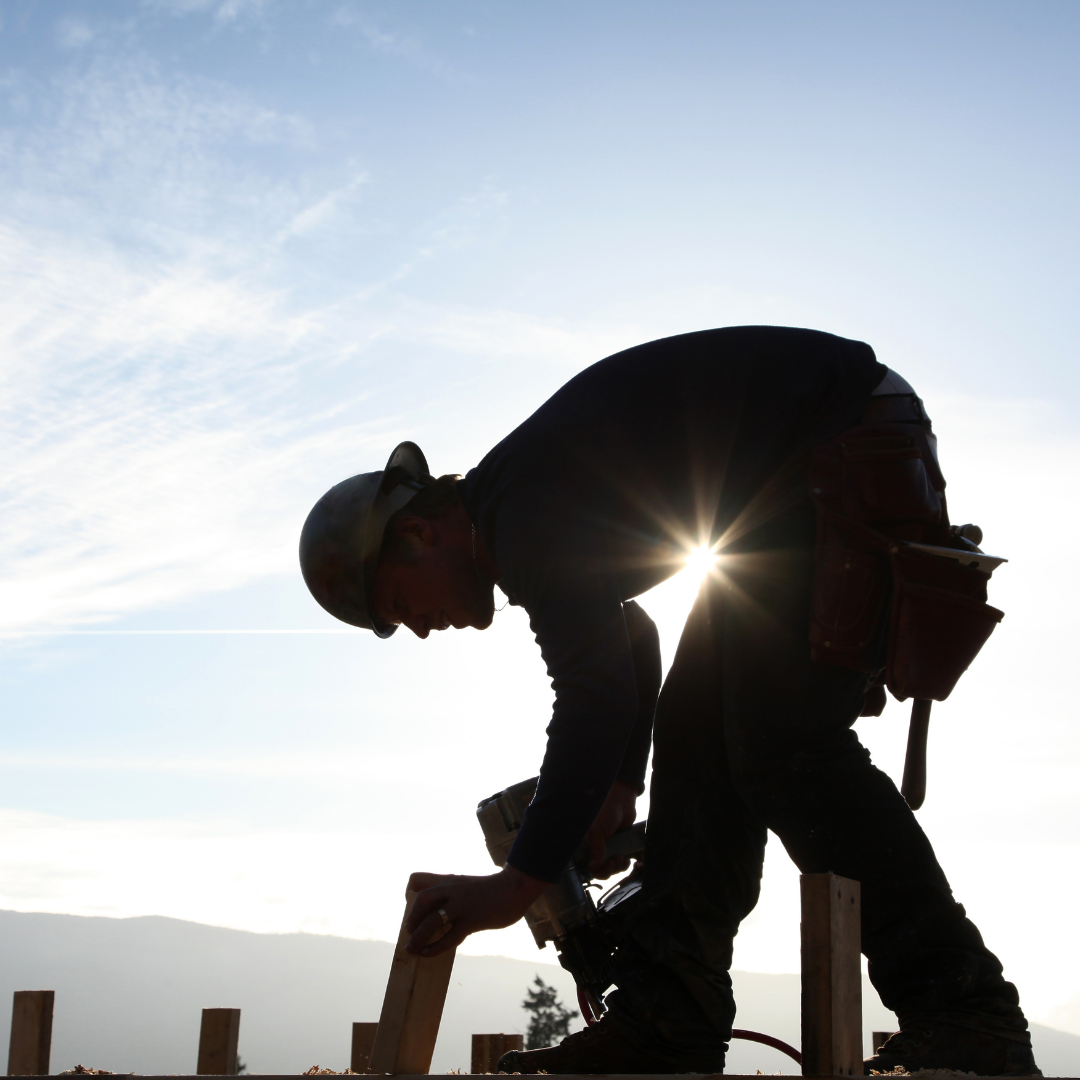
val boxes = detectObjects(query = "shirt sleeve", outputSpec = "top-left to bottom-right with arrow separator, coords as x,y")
497,490 -> 644,883
617,599 -> 661,794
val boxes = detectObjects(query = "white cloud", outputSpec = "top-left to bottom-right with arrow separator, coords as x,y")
55,18 -> 95,49
0,52 -> 312,260
0,46 -> 648,636
142,0 -> 271,24
0,217 -> 403,632
276,172 -> 370,242
0,203 -> 653,634
330,10 -> 453,79
377,296 -> 647,366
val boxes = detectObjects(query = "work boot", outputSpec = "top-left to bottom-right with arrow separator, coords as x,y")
865,1019 -> 1041,1076
496,1014 -> 724,1075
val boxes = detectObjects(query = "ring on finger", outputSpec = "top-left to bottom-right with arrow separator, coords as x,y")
437,907 -> 452,928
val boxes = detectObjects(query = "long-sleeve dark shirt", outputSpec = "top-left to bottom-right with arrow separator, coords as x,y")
456,326 -> 886,882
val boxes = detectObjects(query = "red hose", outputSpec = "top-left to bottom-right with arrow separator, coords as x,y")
575,995 -> 800,1063
577,988 -> 599,1026
731,1028 -> 802,1065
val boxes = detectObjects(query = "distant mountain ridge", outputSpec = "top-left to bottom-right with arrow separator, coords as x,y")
0,910 -> 1075,1075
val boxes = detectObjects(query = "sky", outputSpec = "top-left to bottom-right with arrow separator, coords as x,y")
1,0 -> 1079,1039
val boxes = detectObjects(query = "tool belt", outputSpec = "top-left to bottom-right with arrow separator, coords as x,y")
808,409 -> 1003,703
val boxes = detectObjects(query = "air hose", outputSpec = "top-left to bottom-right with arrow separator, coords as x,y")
577,990 -> 802,1065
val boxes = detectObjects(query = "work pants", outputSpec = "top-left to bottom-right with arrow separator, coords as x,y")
606,496 -> 1029,1068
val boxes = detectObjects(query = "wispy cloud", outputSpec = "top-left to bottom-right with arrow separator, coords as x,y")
55,17 -> 95,49
330,8 -> 455,79
0,51 -> 645,636
0,211 -> 404,632
142,0 -> 271,25
0,747 -> 443,782
276,171 -> 370,242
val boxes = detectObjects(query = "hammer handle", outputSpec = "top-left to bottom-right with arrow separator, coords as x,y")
901,698 -> 932,810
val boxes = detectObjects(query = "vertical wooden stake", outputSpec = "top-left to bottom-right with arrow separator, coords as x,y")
471,1033 -> 524,1073
196,1008 -> 241,1075
7,991 -> 54,1076
350,1022 -> 379,1074
801,873 -> 862,1077
369,890 -> 457,1074
871,1030 -> 894,1055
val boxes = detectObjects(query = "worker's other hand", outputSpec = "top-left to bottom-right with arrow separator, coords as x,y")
586,779 -> 638,879
404,865 -> 547,958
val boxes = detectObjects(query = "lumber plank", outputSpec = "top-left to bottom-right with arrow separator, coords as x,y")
871,1029 -> 893,1055
196,1008 -> 241,1076
368,890 -> 457,1075
800,873 -> 861,1077
7,991 -> 54,1076
2,1067 -> 1054,1075
0,1073 -> 1055,1078
470,1033 -> 524,1073
351,1022 -> 379,1074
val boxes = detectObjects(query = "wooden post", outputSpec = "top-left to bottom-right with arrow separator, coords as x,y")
871,1030 -> 893,1054
369,890 -> 457,1074
196,1008 -> 241,1075
800,873 -> 862,1077
471,1034 -> 524,1073
7,992 -> 54,1076
350,1022 -> 379,1074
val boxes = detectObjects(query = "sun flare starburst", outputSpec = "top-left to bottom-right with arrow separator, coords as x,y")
685,544 -> 720,583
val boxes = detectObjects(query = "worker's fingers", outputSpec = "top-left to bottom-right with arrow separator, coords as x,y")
416,919 -> 471,958
406,907 -> 450,953
406,871 -> 450,896
590,854 -> 631,880
405,882 -> 453,933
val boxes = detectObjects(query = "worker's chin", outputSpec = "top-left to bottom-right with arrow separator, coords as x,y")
455,577 -> 495,630
468,590 -> 496,630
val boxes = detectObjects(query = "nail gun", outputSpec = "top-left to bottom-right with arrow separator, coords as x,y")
476,775 -> 645,1022
476,776 -> 805,1065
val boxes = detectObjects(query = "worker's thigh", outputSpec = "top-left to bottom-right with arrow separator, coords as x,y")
717,497 -> 873,817
715,498 -> 958,942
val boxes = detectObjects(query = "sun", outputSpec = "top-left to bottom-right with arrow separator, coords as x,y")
685,544 -> 719,583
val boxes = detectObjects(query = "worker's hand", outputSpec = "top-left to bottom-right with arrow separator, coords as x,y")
404,865 -> 548,958
586,779 -> 638,879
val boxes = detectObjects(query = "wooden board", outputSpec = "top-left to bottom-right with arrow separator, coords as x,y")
871,1029 -> 894,1055
800,873 -> 861,1077
7,991 -> 54,1077
470,1033 -> 524,1073
0,1073 -> 1055,1079
368,891 -> 457,1075
196,1008 -> 241,1076
351,1022 -> 379,1074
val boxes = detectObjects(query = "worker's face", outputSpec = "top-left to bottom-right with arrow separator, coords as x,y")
372,517 -> 495,639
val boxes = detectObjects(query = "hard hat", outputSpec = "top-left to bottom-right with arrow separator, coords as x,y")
299,441 -> 431,637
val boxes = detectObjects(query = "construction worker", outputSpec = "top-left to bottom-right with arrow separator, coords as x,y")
299,327 -> 1037,1076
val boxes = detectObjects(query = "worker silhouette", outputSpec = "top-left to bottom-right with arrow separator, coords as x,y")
300,327 -> 1036,1076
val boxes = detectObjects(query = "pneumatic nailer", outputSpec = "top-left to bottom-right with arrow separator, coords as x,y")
476,776 -> 645,1022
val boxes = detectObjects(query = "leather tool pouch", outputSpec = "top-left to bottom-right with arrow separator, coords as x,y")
886,548 -> 1003,701
809,423 -> 1003,701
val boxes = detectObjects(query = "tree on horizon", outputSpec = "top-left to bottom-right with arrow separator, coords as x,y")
522,975 -> 574,1050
